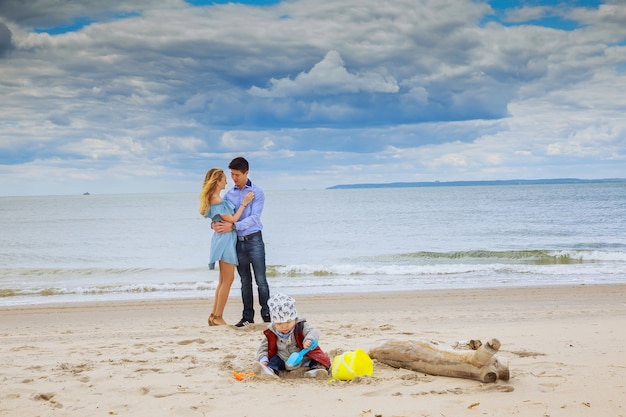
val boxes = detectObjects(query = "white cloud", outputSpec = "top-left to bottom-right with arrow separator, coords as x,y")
0,0 -> 625,195
248,50 -> 399,98
502,6 -> 558,23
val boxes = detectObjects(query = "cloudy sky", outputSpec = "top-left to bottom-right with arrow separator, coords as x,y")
1,0 -> 625,195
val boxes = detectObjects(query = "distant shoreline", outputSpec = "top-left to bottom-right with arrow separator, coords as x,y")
327,178 -> 626,189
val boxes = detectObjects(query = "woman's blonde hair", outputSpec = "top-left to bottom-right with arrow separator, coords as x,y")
199,168 -> 224,215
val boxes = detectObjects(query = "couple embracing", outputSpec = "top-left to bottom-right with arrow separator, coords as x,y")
199,157 -> 270,328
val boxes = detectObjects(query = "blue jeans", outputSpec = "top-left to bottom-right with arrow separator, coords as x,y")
267,355 -> 285,375
236,234 -> 270,321
268,356 -> 317,374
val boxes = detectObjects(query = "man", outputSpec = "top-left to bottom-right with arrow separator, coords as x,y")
213,157 -> 270,327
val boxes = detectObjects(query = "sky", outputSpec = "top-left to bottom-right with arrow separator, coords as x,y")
1,0 -> 625,195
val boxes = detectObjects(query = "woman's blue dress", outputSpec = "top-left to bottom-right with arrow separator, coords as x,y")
205,200 -> 238,269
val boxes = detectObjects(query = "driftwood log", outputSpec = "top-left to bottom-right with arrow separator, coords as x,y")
369,338 -> 509,383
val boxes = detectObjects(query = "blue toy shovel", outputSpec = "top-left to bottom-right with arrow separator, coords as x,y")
286,340 -> 318,367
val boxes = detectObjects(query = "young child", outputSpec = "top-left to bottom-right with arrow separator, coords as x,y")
257,293 -> 331,378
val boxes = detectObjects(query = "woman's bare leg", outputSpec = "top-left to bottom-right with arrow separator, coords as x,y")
212,261 -> 235,325
208,276 -> 223,325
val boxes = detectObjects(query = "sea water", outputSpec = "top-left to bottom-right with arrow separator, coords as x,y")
1,183 -> 625,306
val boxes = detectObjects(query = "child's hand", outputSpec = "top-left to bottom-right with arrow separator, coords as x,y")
260,360 -> 269,366
303,340 -> 312,348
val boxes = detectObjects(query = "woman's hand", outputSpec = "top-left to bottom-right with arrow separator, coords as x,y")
242,191 -> 255,206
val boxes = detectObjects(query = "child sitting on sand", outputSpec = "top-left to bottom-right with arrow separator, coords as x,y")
257,293 -> 331,378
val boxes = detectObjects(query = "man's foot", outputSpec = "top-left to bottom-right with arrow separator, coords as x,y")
262,315 -> 271,323
234,318 -> 254,328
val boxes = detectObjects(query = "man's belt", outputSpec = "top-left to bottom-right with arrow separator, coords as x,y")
237,231 -> 262,241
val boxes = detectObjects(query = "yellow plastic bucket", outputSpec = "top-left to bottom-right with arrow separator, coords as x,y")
331,348 -> 373,380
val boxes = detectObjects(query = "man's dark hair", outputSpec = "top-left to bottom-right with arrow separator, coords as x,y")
229,157 -> 249,173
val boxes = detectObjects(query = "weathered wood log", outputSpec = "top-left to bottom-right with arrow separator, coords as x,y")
369,338 -> 509,383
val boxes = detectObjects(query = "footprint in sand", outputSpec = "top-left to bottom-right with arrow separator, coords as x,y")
177,338 -> 206,345
57,362 -> 93,375
510,349 -> 546,358
11,345 -> 39,352
32,392 -> 63,409
135,367 -> 163,373
482,384 -> 515,393
411,384 -> 514,397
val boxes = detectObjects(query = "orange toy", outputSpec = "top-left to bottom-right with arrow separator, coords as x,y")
232,371 -> 255,381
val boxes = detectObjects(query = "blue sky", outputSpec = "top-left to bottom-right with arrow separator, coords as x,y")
0,0 -> 625,195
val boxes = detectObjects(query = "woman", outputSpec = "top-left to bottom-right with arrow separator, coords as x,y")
199,168 -> 254,326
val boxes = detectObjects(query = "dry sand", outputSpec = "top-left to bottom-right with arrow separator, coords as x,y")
1,284 -> 625,417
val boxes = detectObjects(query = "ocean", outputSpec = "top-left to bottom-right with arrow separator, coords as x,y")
1,182 -> 625,306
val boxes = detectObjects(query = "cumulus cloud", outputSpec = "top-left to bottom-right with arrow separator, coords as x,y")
0,0 -> 625,195
248,50 -> 399,98
0,22 -> 13,56
501,5 -> 564,24
0,0 -> 171,28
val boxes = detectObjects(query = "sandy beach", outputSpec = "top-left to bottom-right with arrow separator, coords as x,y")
1,284 -> 625,417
